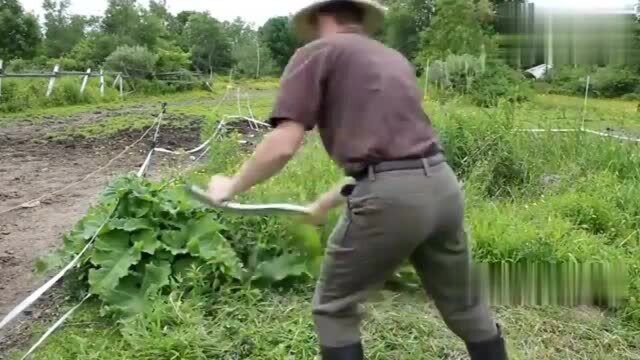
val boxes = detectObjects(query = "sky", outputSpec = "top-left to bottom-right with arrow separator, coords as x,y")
19,0 -> 639,27
19,0 -> 310,27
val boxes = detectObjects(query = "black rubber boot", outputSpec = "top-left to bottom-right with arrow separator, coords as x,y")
465,326 -> 508,360
320,342 -> 364,360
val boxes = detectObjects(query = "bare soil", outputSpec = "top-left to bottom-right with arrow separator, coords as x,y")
0,107 -> 204,354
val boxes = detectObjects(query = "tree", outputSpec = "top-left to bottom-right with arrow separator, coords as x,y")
418,0 -> 495,62
42,0 -> 89,58
170,10 -> 197,51
68,33 -> 119,68
183,13 -> 233,72
233,39 -> 278,77
149,0 -> 171,24
105,45 -> 158,77
223,17 -> 262,77
383,0 -> 434,62
260,16 -> 298,73
101,0 -> 165,50
0,0 -> 41,60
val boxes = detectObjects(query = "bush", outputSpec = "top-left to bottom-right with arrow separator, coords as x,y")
590,67 -> 639,98
0,77 -> 119,112
426,56 -> 532,107
106,45 -> 158,78
427,54 -> 483,91
468,63 -> 533,107
156,46 -> 192,72
620,93 -> 640,101
544,65 -> 640,98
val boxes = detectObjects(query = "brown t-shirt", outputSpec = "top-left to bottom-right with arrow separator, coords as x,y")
270,29 -> 438,174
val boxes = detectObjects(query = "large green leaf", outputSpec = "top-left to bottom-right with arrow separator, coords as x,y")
102,260 -> 171,315
158,187 -> 195,215
186,217 -> 244,280
77,211 -> 111,240
109,218 -> 154,232
89,230 -> 142,296
131,229 -> 159,254
253,254 -> 308,282
161,229 -> 189,255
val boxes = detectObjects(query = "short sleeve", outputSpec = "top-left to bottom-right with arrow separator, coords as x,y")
269,40 -> 332,131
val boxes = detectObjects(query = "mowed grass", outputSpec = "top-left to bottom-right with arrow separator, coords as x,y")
424,94 -> 640,133
9,290 -> 639,360
6,88 -> 640,359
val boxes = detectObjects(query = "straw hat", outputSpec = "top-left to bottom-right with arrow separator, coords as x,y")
292,0 -> 386,41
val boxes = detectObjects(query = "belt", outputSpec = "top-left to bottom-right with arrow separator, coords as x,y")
348,153 -> 447,180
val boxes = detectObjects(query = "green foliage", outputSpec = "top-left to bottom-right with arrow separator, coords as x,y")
223,17 -> 279,77
0,77 -> 119,113
544,66 -> 640,99
383,0 -> 434,62
183,13 -> 233,73
418,0 -> 495,62
427,57 -> 532,107
590,67 -> 639,98
155,45 -> 191,72
0,0 -> 41,60
42,0 -> 88,58
68,34 -> 120,69
260,16 -> 298,73
105,45 -> 159,77
467,63 -> 533,107
427,54 -> 483,90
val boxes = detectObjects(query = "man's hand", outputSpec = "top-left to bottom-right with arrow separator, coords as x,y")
302,178 -> 355,226
207,175 -> 236,203
304,201 -> 331,226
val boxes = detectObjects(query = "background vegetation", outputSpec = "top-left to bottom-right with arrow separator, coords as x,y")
2,0 -> 639,113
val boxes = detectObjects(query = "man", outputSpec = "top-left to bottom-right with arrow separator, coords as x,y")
207,1 -> 508,359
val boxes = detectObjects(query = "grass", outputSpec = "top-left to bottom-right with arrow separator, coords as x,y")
5,86 -> 640,359
423,93 -> 640,133
10,290 -> 639,360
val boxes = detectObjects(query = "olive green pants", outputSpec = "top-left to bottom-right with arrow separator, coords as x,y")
312,162 -> 498,348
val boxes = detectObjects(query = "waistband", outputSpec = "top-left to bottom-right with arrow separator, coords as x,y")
348,153 -> 447,180
346,143 -> 445,179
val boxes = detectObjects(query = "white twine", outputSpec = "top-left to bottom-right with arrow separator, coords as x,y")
517,127 -> 640,142
0,216 -> 110,330
20,294 -> 91,360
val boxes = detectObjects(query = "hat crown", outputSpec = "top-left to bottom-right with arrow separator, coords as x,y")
292,0 -> 387,41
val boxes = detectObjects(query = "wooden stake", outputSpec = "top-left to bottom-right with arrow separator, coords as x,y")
424,59 -> 430,97
465,60 -> 470,92
0,59 -> 3,97
581,75 -> 591,130
99,69 -> 105,97
119,75 -> 124,98
80,68 -> 91,95
256,36 -> 261,79
112,73 -> 121,88
46,64 -> 60,97
444,62 -> 450,88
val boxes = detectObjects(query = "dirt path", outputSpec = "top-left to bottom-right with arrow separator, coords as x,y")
0,106 -> 205,352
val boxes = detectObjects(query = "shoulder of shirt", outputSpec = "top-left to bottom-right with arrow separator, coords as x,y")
295,38 -> 334,57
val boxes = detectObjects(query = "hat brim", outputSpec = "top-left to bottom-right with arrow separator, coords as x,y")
292,0 -> 386,41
